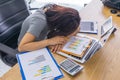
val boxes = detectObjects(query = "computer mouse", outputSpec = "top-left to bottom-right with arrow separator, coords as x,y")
117,14 -> 120,17
110,9 -> 117,14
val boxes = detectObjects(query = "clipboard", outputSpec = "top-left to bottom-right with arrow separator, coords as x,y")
16,48 -> 63,80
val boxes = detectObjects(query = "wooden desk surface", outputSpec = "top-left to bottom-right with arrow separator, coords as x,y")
1,0 -> 120,80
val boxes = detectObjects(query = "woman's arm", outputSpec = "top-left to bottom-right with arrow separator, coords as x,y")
49,44 -> 64,53
18,33 -> 66,52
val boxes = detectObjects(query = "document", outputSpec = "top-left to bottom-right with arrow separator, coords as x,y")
17,48 -> 63,80
61,36 -> 92,58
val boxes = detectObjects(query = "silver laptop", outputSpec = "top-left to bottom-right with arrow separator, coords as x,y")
100,16 -> 114,45
57,16 -> 115,63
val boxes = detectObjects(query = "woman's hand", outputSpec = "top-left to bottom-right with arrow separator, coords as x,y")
49,44 -> 64,53
48,36 -> 68,53
48,36 -> 67,46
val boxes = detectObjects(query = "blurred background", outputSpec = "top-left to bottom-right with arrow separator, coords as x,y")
26,0 -> 92,13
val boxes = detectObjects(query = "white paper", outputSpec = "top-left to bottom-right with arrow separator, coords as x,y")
62,36 -> 91,55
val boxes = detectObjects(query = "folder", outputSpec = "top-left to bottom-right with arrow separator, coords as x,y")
16,48 -> 63,80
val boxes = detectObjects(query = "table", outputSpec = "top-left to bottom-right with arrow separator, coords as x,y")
1,0 -> 120,80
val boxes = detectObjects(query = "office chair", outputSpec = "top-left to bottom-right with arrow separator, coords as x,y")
0,0 -> 30,67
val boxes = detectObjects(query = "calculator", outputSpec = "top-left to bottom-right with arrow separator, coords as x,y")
59,58 -> 84,76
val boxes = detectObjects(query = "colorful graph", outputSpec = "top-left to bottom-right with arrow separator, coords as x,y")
67,38 -> 84,50
34,65 -> 51,77
28,55 -> 45,65
62,36 -> 91,56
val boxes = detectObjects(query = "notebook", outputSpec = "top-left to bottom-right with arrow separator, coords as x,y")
57,16 -> 115,63
16,48 -> 63,80
79,21 -> 98,34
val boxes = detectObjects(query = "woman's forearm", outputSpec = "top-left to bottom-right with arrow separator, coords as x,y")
18,35 -> 66,52
18,39 -> 50,52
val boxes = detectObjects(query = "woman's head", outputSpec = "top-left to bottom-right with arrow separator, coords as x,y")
45,4 -> 81,38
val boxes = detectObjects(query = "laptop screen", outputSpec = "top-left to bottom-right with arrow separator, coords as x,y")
101,16 -> 113,37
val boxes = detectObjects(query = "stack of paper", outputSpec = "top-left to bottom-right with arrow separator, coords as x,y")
61,36 -> 92,58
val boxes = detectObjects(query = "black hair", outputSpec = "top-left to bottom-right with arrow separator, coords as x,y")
45,4 -> 81,38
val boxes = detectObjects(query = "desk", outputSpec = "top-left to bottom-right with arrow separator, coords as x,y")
1,0 -> 120,80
